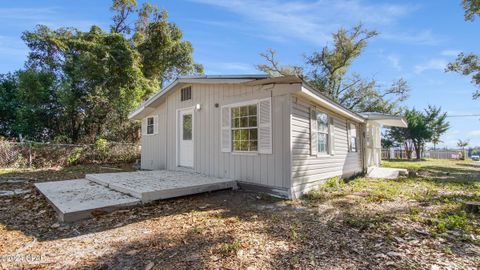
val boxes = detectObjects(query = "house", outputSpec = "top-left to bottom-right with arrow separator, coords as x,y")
128,75 -> 407,199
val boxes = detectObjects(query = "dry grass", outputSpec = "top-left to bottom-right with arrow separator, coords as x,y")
0,160 -> 479,269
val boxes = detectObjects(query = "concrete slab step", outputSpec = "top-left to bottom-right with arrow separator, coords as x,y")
367,167 -> 408,179
86,170 -> 237,203
35,179 -> 140,222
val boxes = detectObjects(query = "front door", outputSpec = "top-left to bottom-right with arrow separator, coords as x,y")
178,108 -> 194,167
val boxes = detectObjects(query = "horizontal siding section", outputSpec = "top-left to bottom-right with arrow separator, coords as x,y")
291,96 -> 364,197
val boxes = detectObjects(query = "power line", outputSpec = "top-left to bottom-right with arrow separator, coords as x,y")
446,114 -> 480,118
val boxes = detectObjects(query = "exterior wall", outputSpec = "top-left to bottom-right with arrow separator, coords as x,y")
290,96 -> 365,198
140,83 -> 294,193
141,103 -> 167,170
365,121 -> 381,168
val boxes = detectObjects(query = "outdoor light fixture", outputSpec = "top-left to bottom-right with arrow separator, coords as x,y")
195,103 -> 201,110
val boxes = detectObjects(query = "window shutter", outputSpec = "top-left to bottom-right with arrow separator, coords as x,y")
258,98 -> 272,154
221,106 -> 231,152
346,122 -> 351,152
329,116 -> 335,155
310,107 -> 317,156
153,115 -> 159,135
142,118 -> 147,136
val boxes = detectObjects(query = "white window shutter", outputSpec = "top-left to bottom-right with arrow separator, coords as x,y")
258,98 -> 272,154
153,115 -> 159,135
310,107 -> 317,156
329,116 -> 335,155
141,118 -> 147,135
346,122 -> 351,152
221,106 -> 231,152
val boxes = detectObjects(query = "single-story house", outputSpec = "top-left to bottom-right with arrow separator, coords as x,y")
128,75 -> 407,198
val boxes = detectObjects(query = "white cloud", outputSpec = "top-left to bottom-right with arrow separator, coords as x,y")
0,36 -> 28,57
386,54 -> 402,71
382,29 -> 441,46
468,130 -> 480,137
0,7 -> 57,21
202,61 -> 256,74
441,49 -> 461,57
0,7 -> 103,30
190,0 -> 418,45
414,58 -> 448,74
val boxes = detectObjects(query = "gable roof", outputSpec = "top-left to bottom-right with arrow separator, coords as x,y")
128,75 -> 271,119
128,74 -> 372,124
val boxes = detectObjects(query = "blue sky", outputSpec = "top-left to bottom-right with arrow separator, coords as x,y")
1,0 -> 479,148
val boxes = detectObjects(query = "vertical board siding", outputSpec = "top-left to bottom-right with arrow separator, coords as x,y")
140,104 -> 167,170
140,83 -> 293,189
290,97 -> 364,197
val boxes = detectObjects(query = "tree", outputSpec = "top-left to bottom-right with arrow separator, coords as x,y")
136,11 -> 203,87
457,139 -> 470,150
462,0 -> 480,21
446,1 -> 480,99
425,105 -> 450,150
0,73 -> 19,137
6,0 -> 203,143
257,24 -> 409,114
22,25 -> 156,142
387,106 -> 449,160
14,69 -> 59,141
111,0 -> 137,34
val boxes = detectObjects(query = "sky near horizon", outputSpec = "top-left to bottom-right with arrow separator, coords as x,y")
0,0 -> 479,148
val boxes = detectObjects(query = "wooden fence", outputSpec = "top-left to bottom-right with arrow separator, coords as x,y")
382,148 -> 466,160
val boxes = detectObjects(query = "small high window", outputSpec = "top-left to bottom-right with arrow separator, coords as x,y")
146,117 -> 154,135
181,86 -> 191,101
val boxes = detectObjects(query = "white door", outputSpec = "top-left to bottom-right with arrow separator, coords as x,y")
178,108 -> 194,167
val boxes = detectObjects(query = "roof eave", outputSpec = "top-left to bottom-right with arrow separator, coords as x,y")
298,85 -> 365,123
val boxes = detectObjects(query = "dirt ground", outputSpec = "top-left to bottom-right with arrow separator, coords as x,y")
0,161 -> 479,269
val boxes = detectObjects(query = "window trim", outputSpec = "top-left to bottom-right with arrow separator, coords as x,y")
146,116 -> 155,135
349,122 -> 358,152
230,101 -> 259,153
316,111 -> 330,156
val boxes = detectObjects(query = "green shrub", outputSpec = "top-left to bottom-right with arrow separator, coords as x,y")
52,135 -> 72,144
67,147 -> 83,166
94,138 -> 108,152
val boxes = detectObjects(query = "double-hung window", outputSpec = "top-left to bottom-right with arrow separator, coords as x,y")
231,104 -> 258,152
146,117 -> 154,135
349,123 -> 357,152
316,112 -> 329,154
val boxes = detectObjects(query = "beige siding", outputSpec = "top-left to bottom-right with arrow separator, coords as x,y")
290,96 -> 364,197
141,83 -> 294,190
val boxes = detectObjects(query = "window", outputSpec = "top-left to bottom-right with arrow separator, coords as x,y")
146,117 -> 154,135
181,86 -> 191,101
231,104 -> 258,152
349,123 -> 357,152
183,114 -> 192,140
316,112 -> 329,154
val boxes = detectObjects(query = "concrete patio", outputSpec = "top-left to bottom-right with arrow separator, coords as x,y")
35,170 -> 237,222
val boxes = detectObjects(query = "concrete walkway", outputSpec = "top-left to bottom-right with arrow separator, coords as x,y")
35,171 -> 237,222
367,167 -> 408,179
